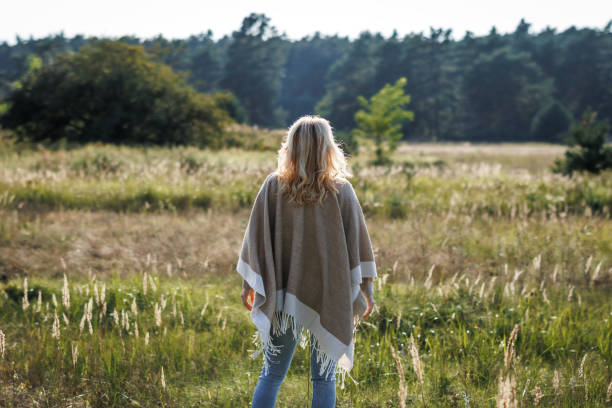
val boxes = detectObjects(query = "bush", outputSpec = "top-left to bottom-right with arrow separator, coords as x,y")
212,91 -> 248,124
0,39 -> 233,148
353,77 -> 414,166
530,100 -> 572,143
551,109 -> 612,176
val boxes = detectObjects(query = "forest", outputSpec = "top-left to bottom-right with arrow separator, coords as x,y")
1,13 -> 611,143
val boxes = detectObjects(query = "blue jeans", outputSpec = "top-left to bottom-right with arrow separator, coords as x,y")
250,326 -> 336,407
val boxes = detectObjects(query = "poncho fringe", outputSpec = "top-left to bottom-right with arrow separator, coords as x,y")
248,307 -> 357,390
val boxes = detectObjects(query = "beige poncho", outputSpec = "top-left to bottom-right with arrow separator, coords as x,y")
236,172 -> 377,388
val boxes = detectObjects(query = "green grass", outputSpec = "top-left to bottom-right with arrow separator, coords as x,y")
0,141 -> 611,406
0,143 -> 611,217
0,273 -> 610,407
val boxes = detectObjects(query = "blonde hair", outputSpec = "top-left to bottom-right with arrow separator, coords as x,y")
276,115 -> 353,206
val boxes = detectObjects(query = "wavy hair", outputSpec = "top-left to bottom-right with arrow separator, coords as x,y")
276,115 -> 353,206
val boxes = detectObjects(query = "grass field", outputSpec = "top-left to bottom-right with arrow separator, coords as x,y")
0,141 -> 611,407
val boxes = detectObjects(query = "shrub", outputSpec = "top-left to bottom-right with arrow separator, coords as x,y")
551,108 -> 612,176
353,77 -> 414,166
0,39 -> 233,148
212,91 -> 248,124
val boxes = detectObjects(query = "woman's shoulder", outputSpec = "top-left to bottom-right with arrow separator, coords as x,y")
333,176 -> 351,187
331,176 -> 357,206
266,171 -> 280,185
263,172 -> 281,194
333,176 -> 353,191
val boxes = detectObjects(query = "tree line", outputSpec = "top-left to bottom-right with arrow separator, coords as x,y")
1,13 -> 611,142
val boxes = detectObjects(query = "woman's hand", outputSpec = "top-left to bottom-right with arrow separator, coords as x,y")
241,287 -> 254,311
362,293 -> 375,319
360,279 -> 375,319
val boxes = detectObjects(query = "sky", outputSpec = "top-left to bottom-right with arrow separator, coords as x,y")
2,0 -> 611,45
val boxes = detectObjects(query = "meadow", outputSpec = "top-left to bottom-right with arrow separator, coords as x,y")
0,140 -> 611,407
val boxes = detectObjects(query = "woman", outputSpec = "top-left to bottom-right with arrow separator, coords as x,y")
237,115 -> 377,408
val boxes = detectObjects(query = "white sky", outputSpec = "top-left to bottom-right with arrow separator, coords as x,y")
1,0 -> 611,45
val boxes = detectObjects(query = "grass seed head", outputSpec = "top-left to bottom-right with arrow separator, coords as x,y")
389,344 -> 407,408
552,370 -> 560,395
72,344 -> 78,367
409,334 -> 424,386
86,297 -> 93,321
100,283 -> 106,304
504,325 -> 519,370
52,310 -> 61,339
93,282 -> 99,305
161,366 -> 166,391
496,372 -> 517,408
131,297 -> 138,316
0,329 -> 5,359
578,353 -> 587,378
79,310 -> 87,334
62,273 -> 70,308
112,309 -> 120,326
22,277 -> 30,310
148,274 -> 157,292
36,290 -> 42,313
530,385 -> 543,405
155,303 -> 162,327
